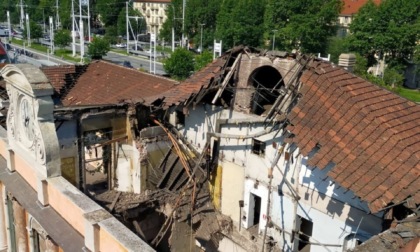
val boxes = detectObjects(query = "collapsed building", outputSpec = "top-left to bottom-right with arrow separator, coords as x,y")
0,46 -> 418,252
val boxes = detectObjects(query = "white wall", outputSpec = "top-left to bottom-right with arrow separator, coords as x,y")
181,105 -> 383,251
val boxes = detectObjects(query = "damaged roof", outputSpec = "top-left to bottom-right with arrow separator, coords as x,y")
144,57 -> 226,108
42,60 -> 177,107
286,60 -> 420,213
353,216 -> 420,251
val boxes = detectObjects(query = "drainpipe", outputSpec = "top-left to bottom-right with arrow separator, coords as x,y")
291,154 -> 302,251
239,200 -> 244,231
77,116 -> 86,193
262,144 -> 285,252
0,184 -> 7,251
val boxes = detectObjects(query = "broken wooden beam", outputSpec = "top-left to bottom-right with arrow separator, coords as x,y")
212,53 -> 242,104
109,191 -> 122,212
132,220 -> 147,241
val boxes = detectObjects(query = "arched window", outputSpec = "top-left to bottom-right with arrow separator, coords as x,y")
247,66 -> 283,115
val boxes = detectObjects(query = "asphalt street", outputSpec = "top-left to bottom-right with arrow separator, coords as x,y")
7,39 -> 166,75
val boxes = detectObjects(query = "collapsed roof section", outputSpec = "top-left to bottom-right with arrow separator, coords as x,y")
141,46 -> 419,214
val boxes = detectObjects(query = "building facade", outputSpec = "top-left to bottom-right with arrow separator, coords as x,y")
133,0 -> 171,36
337,0 -> 381,37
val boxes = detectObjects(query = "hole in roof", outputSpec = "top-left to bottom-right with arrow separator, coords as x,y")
248,66 -> 284,116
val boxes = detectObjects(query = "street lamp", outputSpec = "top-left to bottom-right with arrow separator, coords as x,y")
272,29 -> 277,51
199,23 -> 205,54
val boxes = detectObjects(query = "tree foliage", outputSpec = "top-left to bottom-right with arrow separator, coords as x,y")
163,48 -> 194,80
194,50 -> 213,71
264,0 -> 342,54
54,29 -> 72,48
95,0 -> 125,27
87,36 -> 110,59
23,21 -> 43,41
325,36 -> 350,64
116,7 -> 146,37
216,0 -> 265,49
160,0 -> 184,43
349,0 -> 420,67
184,0 -> 221,49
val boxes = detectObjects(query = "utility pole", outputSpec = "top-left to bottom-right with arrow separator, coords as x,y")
79,0 -> 85,59
71,0 -> 76,56
182,0 -> 185,48
126,2 -> 129,54
199,23 -> 205,54
56,0 -> 61,29
272,29 -> 277,51
18,0 -> 26,29
87,0 -> 91,43
126,2 -> 143,53
25,13 -> 31,46
49,16 -> 54,54
7,11 -> 11,43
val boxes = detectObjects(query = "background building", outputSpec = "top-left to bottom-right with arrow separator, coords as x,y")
337,0 -> 381,37
133,0 -> 171,36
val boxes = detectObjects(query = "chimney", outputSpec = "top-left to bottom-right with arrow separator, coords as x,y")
338,53 -> 356,73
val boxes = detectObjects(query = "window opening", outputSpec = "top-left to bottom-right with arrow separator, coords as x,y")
252,139 -> 266,156
297,216 -> 313,252
249,66 -> 283,115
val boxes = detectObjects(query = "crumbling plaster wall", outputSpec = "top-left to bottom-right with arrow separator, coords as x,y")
180,105 -> 383,251
56,120 -> 79,186
233,55 -> 299,113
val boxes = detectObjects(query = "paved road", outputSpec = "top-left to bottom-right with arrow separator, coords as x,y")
39,39 -> 166,75
103,51 -> 165,75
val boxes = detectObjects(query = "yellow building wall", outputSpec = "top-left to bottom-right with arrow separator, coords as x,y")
209,165 -> 222,210
111,117 -> 128,140
60,157 -> 77,186
221,161 -> 244,223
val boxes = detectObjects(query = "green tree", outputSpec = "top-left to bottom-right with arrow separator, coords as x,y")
95,0 -> 125,27
104,26 -> 118,45
194,50 -> 213,71
23,21 -> 43,42
116,7 -> 146,37
87,35 -> 110,59
160,0 -> 183,43
163,48 -> 194,80
326,36 -> 350,64
216,0 -> 265,49
264,0 -> 342,53
54,29 -> 72,48
184,0 -> 221,49
349,0 -> 420,67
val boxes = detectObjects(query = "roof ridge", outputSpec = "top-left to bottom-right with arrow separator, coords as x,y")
97,60 -> 179,84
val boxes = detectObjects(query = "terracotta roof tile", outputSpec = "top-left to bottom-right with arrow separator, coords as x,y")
340,0 -> 381,16
148,57 -> 226,108
45,61 -> 177,107
287,61 -> 420,213
41,65 -> 80,95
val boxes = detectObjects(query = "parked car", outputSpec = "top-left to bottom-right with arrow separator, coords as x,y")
131,45 -> 144,51
123,60 -> 133,68
116,43 -> 126,48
